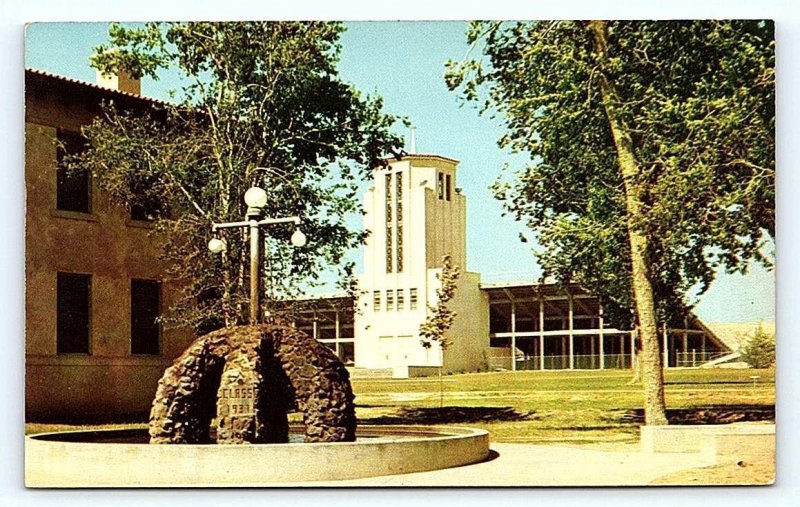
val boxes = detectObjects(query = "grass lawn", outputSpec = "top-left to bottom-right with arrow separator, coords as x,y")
351,368 -> 775,445
26,368 -> 774,446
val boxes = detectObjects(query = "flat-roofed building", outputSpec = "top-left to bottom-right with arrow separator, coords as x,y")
482,280 -> 727,371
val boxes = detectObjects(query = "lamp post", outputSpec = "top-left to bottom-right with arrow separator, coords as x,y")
208,186 -> 307,324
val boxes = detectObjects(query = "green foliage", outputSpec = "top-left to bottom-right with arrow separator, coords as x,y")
77,22 -> 404,332
420,255 -> 461,350
446,20 -> 774,330
740,326 -> 775,368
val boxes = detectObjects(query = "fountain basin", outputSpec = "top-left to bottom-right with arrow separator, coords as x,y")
25,425 -> 490,487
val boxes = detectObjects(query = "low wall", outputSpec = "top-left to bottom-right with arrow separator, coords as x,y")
640,423 -> 775,464
26,425 -> 490,487
486,347 -> 512,371
407,366 -> 441,378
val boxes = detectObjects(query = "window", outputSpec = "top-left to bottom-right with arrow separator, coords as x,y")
410,288 -> 418,310
490,336 -> 511,348
445,174 -> 452,201
339,342 -> 355,365
56,129 -> 91,213
318,325 -> 336,340
437,172 -> 444,200
130,199 -> 161,222
386,290 -> 394,311
396,171 -> 403,273
385,172 -> 393,273
397,289 -> 405,310
57,272 -> 91,354
131,279 -> 161,355
129,172 -> 164,221
373,290 -> 381,311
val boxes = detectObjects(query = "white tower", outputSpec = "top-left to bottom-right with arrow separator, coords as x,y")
354,154 -> 488,377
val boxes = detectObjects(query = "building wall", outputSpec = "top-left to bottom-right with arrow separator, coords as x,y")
25,77 -> 193,419
440,271 -> 489,374
354,154 -> 487,377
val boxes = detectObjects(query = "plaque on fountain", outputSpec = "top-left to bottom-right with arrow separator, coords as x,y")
218,384 -> 256,417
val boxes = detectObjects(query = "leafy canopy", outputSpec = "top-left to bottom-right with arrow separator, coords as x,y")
446,20 -> 774,328
80,22 -> 404,332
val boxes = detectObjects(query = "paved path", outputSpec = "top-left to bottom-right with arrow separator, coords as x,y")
295,443 -> 716,487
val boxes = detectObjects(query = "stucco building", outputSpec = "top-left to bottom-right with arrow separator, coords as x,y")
25,69 -> 192,419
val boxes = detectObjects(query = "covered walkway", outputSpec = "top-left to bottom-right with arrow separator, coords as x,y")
482,281 -> 729,372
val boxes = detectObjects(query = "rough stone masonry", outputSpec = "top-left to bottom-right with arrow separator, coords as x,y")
148,324 -> 356,444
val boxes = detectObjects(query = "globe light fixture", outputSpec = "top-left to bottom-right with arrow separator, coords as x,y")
291,229 -> 307,248
211,187 -> 305,324
208,237 -> 227,254
243,186 -> 268,209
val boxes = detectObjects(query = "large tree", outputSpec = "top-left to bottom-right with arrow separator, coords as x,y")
78,22 -> 403,333
446,20 -> 774,424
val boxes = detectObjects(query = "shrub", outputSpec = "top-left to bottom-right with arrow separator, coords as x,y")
739,326 -> 776,368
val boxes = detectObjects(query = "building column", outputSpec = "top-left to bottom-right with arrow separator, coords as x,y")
511,300 -> 517,372
335,308 -> 341,358
312,311 -> 318,341
701,333 -> 707,360
568,293 -> 574,369
662,324 -> 669,369
539,297 -> 545,371
682,317 -> 688,365
599,306 -> 605,370
629,330 -> 636,370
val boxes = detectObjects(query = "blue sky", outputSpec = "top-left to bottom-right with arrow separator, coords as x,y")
24,21 -> 775,323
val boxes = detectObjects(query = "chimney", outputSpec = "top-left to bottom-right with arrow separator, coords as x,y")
96,68 -> 141,95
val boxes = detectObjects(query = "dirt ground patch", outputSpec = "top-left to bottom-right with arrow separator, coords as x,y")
650,454 -> 774,485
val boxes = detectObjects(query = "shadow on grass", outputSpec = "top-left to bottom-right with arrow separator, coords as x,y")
359,406 -> 537,425
622,404 -> 774,425
664,380 -> 773,385
557,425 -> 629,432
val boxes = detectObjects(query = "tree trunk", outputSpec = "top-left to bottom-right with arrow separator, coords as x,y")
439,366 -> 444,409
627,338 -> 642,385
588,20 -> 668,426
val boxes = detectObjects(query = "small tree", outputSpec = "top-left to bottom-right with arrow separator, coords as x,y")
740,326 -> 775,369
420,255 -> 461,407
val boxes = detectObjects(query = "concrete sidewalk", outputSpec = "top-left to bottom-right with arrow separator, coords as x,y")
297,443 -> 717,487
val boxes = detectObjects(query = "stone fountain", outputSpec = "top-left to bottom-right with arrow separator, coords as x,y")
149,324 -> 356,445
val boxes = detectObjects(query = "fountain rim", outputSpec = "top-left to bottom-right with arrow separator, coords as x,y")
26,424 -> 489,447
26,424 -> 491,486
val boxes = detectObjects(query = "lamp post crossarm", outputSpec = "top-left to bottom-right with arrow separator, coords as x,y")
212,220 -> 252,231
258,216 -> 301,226
212,216 -> 301,231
